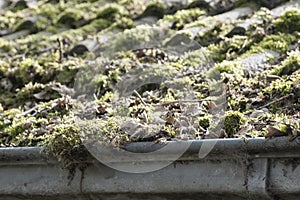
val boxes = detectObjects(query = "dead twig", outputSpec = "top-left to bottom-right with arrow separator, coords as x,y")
153,98 -> 216,107
133,90 -> 147,106
257,93 -> 294,110
57,38 -> 63,63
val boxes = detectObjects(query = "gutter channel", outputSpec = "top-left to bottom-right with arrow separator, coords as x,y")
0,137 -> 300,199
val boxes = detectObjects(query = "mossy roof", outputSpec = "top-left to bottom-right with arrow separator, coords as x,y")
0,0 -> 299,163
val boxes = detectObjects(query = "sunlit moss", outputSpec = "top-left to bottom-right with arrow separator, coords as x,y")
197,115 -> 211,129
272,50 -> 300,76
0,38 -> 17,54
15,58 -> 44,85
249,33 -> 296,54
207,35 -> 249,61
180,48 -> 211,69
0,60 -> 9,77
215,60 -> 243,74
274,8 -> 300,33
97,4 -> 125,21
56,8 -> 87,28
264,78 -> 293,96
158,8 -> 205,29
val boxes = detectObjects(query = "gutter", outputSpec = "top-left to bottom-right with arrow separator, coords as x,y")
0,137 -> 300,199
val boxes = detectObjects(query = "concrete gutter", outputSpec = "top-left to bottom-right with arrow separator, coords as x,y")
1,137 -> 300,199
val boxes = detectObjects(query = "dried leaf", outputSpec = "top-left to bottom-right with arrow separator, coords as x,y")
265,126 -> 287,138
207,101 -> 216,110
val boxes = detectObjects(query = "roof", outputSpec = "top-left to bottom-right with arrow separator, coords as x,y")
0,0 -> 299,169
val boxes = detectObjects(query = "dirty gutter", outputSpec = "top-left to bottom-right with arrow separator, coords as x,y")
1,137 -> 300,200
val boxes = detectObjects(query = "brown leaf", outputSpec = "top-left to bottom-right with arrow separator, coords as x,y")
219,129 -> 227,138
207,101 -> 216,110
265,126 -> 287,138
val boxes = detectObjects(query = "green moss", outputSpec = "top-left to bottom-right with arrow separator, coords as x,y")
262,74 -> 300,113
0,109 -> 15,131
274,8 -> 300,33
0,38 -> 17,54
272,50 -> 300,76
264,79 -> 293,96
114,17 -> 134,30
215,60 -> 242,74
35,16 -> 51,31
57,9 -> 86,28
185,16 -> 225,46
55,65 -> 79,85
224,111 -> 246,138
78,117 -> 126,145
207,35 -> 249,62
15,58 -> 44,85
158,8 -> 205,29
179,48 -> 210,69
81,19 -> 111,32
197,116 -> 210,129
96,4 -> 124,21
250,33 -> 296,54
37,3 -> 61,20
16,82 -> 60,105
0,60 -> 9,77
0,0 -> 300,167
43,118 -> 90,180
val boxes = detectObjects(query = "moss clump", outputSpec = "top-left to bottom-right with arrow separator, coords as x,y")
158,8 -> 205,29
96,4 -> 125,22
262,75 -> 300,113
264,78 -> 293,96
224,111 -> 246,138
0,109 -> 20,134
14,58 -> 45,86
0,38 -> 17,54
77,117 -> 128,146
44,119 -> 91,183
180,48 -> 211,69
207,35 -> 249,62
81,19 -> 111,33
57,9 -> 86,28
16,82 -> 61,107
0,60 -> 9,77
272,50 -> 300,76
197,116 -> 210,129
250,33 -> 296,54
215,60 -> 242,74
274,8 -> 300,33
